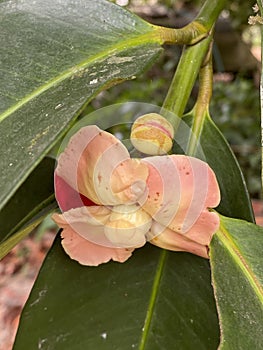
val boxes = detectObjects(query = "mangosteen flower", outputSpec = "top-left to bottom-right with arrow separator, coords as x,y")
52,120 -> 220,266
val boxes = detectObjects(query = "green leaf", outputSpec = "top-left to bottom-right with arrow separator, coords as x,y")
210,215 -> 263,349
0,207 -> 55,260
14,241 -> 219,350
0,0 -> 163,213
199,115 -> 254,221
0,157 -> 56,244
178,113 -> 254,222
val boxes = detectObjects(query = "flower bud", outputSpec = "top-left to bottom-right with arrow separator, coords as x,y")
130,113 -> 174,155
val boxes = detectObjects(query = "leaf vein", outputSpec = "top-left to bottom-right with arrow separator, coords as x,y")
139,249 -> 167,350
218,224 -> 263,302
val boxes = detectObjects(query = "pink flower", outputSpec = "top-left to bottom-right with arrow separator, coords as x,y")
52,125 -> 220,266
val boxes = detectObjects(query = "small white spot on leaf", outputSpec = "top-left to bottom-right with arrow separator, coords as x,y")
90,78 -> 98,85
38,338 -> 48,349
107,56 -> 133,64
55,103 -> 63,110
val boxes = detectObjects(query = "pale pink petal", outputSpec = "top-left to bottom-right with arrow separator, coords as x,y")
56,125 -> 128,204
52,213 -> 134,266
110,159 -> 148,204
140,155 -> 220,245
180,211 -> 220,245
139,155 -> 181,227
148,221 -> 209,258
56,126 -> 148,206
53,206 -> 113,247
56,204 -> 151,249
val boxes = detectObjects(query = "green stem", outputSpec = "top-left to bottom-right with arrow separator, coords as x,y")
155,0 -> 227,45
195,0 -> 227,30
155,21 -> 207,46
161,34 -> 212,125
256,1 -> 263,192
256,0 -> 263,15
187,43 -> 213,156
158,0 -> 226,130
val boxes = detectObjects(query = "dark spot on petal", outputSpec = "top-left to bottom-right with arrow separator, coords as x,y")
156,192 -> 160,196
185,172 -> 190,175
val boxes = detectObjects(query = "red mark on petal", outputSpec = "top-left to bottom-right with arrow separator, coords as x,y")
55,174 -> 94,211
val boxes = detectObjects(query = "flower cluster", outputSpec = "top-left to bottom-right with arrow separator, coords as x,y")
52,114 -> 220,266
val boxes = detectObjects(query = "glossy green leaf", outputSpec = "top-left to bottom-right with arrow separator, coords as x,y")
0,157 -> 56,244
0,0 -> 163,213
14,241 -> 219,350
210,215 -> 263,349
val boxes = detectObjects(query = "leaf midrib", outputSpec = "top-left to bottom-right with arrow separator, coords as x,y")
217,223 -> 263,303
139,249 -> 167,350
0,28 -> 162,124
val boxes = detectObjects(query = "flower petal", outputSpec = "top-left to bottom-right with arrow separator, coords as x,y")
140,155 -> 220,244
55,125 -> 148,206
53,206 -> 112,247
148,221 -> 209,258
178,211 -> 220,246
110,158 -> 148,204
54,174 -> 94,211
104,204 -> 152,248
52,212 -> 134,266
